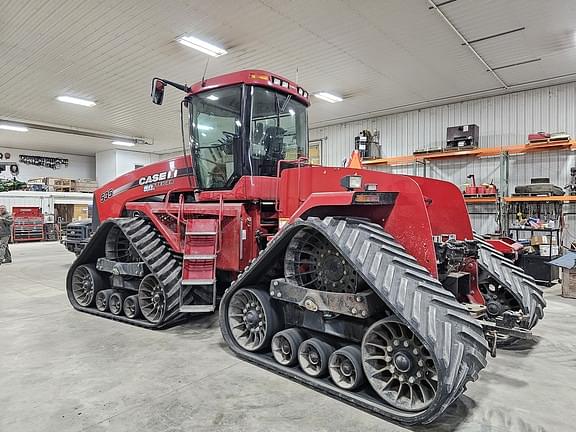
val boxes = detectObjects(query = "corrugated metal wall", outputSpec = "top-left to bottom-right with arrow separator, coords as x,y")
310,82 -> 576,239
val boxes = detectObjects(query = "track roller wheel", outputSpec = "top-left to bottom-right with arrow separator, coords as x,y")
225,287 -> 280,352
109,291 -> 126,316
70,264 -> 102,307
329,345 -> 365,390
298,338 -> 335,378
95,289 -> 114,312
123,295 -> 141,319
362,318 -> 439,412
272,328 -> 305,366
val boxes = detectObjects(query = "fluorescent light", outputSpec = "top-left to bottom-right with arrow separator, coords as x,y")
206,95 -> 219,101
235,120 -> 242,127
201,132 -> 207,137
57,95 -> 96,107
112,140 -> 135,147
0,124 -> 28,132
177,35 -> 227,57
288,109 -> 295,116
314,92 -> 343,103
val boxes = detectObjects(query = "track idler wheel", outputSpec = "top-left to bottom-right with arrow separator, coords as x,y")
329,345 -> 365,390
70,264 -> 103,307
123,295 -> 141,319
362,318 -> 439,412
225,287 -> 280,352
272,328 -> 305,366
298,338 -> 335,378
138,275 -> 168,324
109,291 -> 127,316
95,289 -> 114,312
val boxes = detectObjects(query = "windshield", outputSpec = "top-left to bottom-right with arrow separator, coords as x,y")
189,86 -> 242,189
189,84 -> 308,190
248,86 -> 308,176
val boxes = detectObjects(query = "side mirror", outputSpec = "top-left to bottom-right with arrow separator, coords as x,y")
151,79 -> 166,105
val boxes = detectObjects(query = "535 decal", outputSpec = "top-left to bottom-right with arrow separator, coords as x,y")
100,189 -> 113,202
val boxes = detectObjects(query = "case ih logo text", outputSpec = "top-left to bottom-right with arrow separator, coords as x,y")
139,169 -> 178,186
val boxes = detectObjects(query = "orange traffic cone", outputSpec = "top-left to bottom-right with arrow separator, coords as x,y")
346,150 -> 363,169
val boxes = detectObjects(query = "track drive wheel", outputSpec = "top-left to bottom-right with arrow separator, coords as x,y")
272,328 -> 305,366
70,264 -> 103,307
105,225 -> 139,262
362,318 -> 439,412
225,287 -> 280,352
298,338 -> 335,378
329,345 -> 365,390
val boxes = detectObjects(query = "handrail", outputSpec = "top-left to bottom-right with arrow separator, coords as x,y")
216,193 -> 224,254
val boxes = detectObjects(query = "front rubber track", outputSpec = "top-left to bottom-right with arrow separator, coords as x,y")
474,235 -> 546,329
66,217 -> 186,329
220,217 -> 488,425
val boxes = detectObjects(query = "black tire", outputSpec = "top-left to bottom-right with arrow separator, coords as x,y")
109,291 -> 126,316
329,345 -> 365,390
123,295 -> 141,319
272,328 -> 306,366
224,287 -> 281,352
298,338 -> 335,378
95,289 -> 114,312
70,264 -> 103,307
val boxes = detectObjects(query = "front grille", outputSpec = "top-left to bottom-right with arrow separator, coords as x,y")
66,226 -> 88,241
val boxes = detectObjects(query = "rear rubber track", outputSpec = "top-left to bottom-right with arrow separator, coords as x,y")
220,217 -> 488,425
474,234 -> 546,329
66,217 -> 186,329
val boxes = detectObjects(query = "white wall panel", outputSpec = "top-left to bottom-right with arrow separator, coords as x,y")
0,146 -> 95,182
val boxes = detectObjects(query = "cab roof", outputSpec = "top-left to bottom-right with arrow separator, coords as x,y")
187,69 -> 311,106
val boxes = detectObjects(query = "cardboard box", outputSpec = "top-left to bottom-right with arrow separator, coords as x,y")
539,245 -> 559,257
562,269 -> 576,299
548,253 -> 576,299
531,235 -> 549,246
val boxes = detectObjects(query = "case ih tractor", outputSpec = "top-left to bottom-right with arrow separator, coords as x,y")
66,70 -> 545,425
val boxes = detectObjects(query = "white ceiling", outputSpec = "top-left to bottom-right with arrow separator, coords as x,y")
1,0 -> 576,156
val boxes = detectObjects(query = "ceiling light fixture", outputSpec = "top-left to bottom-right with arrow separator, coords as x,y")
0,124 -> 28,132
177,35 -> 228,57
57,95 -> 96,107
112,140 -> 136,147
314,92 -> 343,103
206,95 -> 219,101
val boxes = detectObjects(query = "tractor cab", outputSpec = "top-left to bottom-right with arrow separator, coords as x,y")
153,70 -> 311,191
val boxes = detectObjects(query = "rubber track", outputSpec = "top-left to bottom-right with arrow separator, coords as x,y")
220,217 -> 488,425
474,234 -> 546,329
66,218 -> 186,329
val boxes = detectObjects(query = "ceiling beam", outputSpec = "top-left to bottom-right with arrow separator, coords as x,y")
427,0 -> 509,89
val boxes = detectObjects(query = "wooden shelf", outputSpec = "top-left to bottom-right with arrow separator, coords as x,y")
464,197 -> 498,203
363,140 -> 576,166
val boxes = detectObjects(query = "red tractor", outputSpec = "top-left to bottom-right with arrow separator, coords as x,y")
66,70 -> 545,425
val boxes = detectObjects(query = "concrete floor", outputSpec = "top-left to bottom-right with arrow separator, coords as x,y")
1,242 -> 574,432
